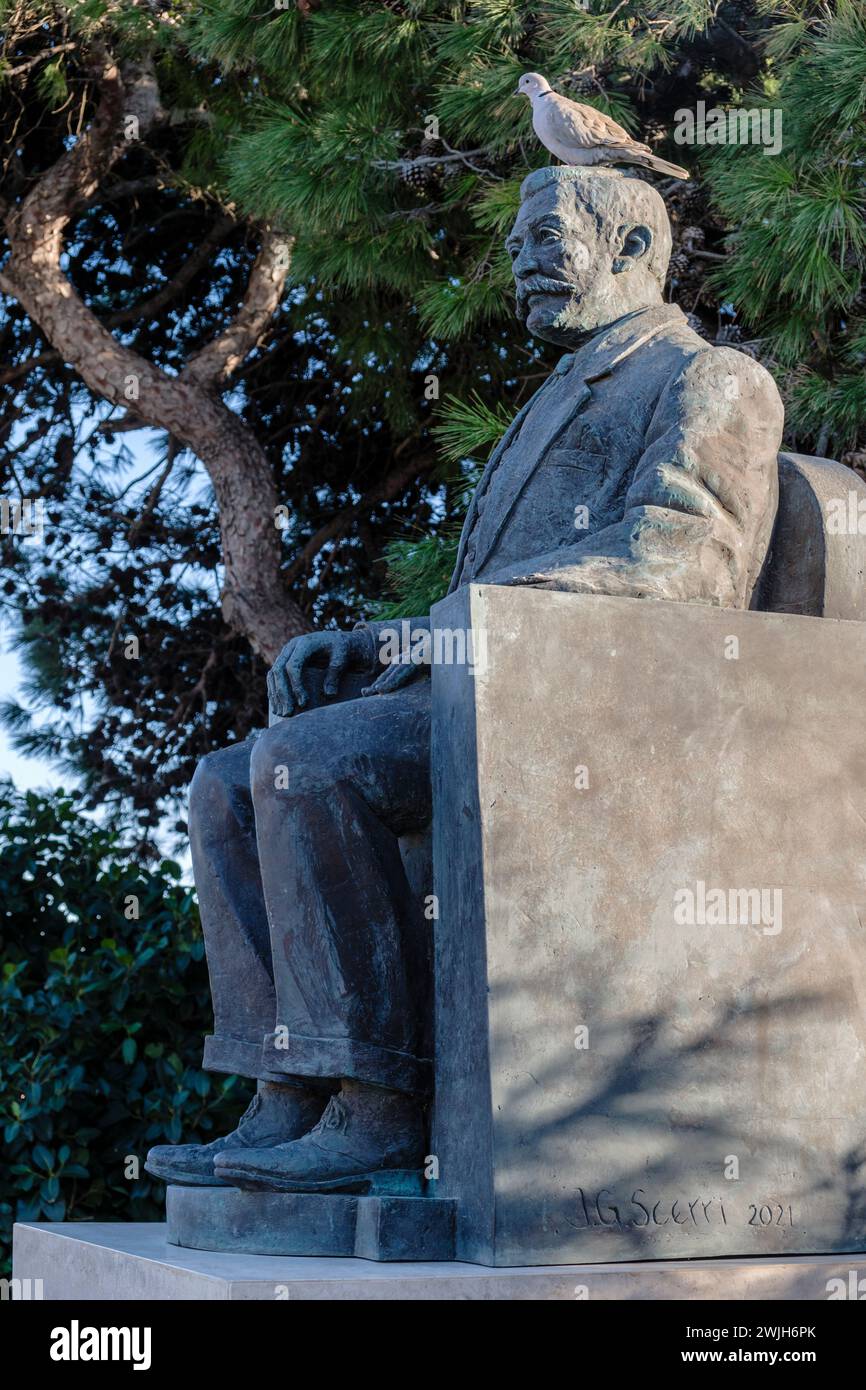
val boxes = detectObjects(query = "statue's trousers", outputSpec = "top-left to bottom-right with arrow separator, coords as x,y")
188,678 -> 433,1096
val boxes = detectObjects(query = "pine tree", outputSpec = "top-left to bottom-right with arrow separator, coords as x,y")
0,2 -> 466,825
191,1 -> 861,617
705,1 -> 866,470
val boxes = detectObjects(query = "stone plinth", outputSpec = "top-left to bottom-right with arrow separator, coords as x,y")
430,586 -> 866,1266
12,1223 -> 866,1300
165,1185 -> 455,1261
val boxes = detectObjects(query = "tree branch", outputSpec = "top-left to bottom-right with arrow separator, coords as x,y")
3,41 -> 78,79
373,144 -> 498,178
0,213 -> 236,388
110,213 -> 237,330
184,229 -> 295,389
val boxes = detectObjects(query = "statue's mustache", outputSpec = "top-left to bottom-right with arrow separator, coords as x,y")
515,275 -> 577,305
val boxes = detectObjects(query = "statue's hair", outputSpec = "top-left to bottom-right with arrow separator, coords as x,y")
519,167 -> 672,288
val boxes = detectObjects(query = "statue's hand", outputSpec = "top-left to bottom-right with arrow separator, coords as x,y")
361,661 -> 426,697
267,630 -> 372,717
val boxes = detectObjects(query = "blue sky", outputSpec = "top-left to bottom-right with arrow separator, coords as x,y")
0,426 -> 169,794
0,426 -> 195,871
0,631 -> 193,869
0,639 -> 62,791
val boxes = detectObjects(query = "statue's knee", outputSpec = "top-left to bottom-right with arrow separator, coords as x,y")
251,721 -> 304,805
250,719 -> 334,806
189,746 -> 247,844
189,751 -> 223,820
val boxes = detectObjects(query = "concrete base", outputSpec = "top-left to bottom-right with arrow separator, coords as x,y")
12,1223 -> 866,1300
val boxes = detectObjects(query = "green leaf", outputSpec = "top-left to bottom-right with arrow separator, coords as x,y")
31,1144 -> 53,1172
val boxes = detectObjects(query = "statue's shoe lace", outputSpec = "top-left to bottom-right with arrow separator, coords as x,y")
144,1083 -> 327,1186
213,1089 -> 426,1194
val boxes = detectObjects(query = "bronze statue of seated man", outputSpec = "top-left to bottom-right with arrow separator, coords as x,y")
146,167 -> 783,1194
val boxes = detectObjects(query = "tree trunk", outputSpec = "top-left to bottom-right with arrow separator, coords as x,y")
0,55 -> 310,664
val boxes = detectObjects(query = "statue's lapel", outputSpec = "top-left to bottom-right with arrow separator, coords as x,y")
448,375 -> 565,593
469,370 -> 592,576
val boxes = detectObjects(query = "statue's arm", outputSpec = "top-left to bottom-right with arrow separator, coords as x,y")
485,348 -> 783,609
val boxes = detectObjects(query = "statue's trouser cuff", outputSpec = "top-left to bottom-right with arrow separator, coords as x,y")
203,1032 -> 266,1080
203,1032 -> 331,1090
261,1028 -> 432,1097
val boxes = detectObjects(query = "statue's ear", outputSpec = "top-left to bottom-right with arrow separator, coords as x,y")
612,224 -> 652,274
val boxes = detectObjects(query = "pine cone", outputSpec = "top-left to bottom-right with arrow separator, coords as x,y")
676,185 -> 708,220
682,225 -> 705,249
401,163 -> 433,191
564,68 -> 597,95
685,312 -> 713,341
716,323 -> 743,344
400,148 -> 438,192
668,250 -> 689,278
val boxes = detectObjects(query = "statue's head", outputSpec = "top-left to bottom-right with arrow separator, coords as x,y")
507,167 -> 672,345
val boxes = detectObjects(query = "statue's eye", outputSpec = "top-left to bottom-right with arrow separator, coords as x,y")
538,227 -> 561,244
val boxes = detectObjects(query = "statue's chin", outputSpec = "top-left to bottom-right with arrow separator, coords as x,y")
524,295 -> 587,346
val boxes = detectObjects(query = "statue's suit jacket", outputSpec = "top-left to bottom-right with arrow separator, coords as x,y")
449,302 -> 782,609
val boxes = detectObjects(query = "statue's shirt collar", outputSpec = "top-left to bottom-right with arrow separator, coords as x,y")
555,303 -> 686,383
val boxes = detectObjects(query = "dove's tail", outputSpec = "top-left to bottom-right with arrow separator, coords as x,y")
630,151 -> 690,181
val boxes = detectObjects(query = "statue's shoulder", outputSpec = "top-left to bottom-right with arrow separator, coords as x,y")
674,338 -> 783,415
625,307 -> 779,410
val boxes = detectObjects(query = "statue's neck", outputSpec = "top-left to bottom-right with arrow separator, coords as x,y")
571,305 -> 657,349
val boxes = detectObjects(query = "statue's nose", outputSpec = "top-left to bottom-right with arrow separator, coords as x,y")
513,246 -> 537,277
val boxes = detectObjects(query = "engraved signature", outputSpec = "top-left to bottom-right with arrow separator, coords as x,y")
572,1188 -> 795,1230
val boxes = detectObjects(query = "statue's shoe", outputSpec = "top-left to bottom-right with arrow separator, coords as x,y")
144,1082 -> 327,1187
213,1088 -> 425,1194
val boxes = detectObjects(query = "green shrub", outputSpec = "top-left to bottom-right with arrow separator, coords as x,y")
0,783 -> 248,1274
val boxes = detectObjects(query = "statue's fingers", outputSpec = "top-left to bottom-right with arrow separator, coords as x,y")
323,646 -> 348,697
268,654 -> 293,717
286,635 -> 322,709
362,662 -> 416,697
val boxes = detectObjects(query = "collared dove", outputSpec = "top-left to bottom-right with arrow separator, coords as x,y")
517,72 -> 689,180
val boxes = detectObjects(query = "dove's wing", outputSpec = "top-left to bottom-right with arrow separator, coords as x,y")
546,95 -> 642,151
